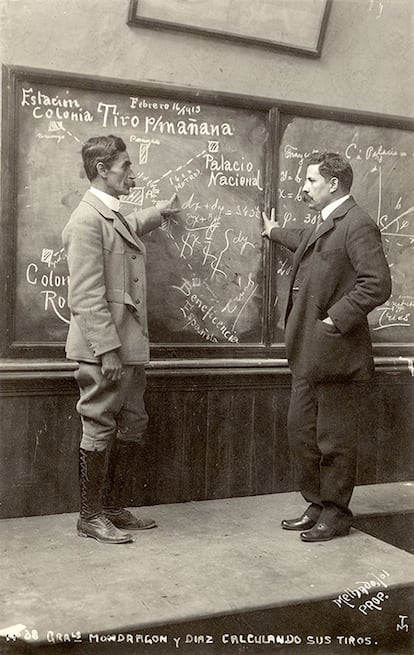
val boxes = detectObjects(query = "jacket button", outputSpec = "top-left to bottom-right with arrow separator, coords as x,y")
134,277 -> 139,282
131,255 -> 137,259
135,299 -> 141,304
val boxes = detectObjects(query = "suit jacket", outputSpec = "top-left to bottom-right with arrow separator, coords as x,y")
62,190 -> 162,364
270,197 -> 391,382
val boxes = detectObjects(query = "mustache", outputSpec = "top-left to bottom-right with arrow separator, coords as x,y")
302,193 -> 311,203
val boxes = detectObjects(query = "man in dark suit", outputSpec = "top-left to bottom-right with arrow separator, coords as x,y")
63,135 -> 178,544
262,152 -> 391,542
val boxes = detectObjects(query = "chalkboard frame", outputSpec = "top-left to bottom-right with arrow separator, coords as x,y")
1,65 -> 413,362
1,64 -> 277,360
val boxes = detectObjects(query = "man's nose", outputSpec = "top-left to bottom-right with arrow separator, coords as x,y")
128,168 -> 136,180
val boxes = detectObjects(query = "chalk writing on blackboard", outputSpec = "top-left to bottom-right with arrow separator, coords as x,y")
14,81 -> 267,347
273,116 -> 414,345
5,68 -> 413,356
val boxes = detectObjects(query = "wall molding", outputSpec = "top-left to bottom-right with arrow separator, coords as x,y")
0,357 -> 412,397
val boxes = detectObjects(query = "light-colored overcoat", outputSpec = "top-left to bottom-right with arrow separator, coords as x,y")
62,190 -> 161,364
270,197 -> 392,382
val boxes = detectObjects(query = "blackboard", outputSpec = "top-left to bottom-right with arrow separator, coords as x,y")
273,113 -> 414,350
2,67 -> 269,356
2,66 -> 413,360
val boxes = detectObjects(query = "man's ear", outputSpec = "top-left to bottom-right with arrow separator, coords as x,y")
96,161 -> 107,178
330,176 -> 339,192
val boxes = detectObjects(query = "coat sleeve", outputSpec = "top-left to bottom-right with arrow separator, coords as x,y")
269,226 -> 307,252
126,206 -> 163,237
328,215 -> 392,334
63,212 -> 122,357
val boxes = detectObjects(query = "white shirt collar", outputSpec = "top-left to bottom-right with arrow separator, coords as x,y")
89,186 -> 121,212
321,194 -> 350,221
321,193 -> 351,221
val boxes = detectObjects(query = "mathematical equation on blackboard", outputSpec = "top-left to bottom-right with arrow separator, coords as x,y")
10,78 -> 414,348
275,116 -> 414,341
16,83 -> 266,345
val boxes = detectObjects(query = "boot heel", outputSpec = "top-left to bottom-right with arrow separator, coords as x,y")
76,520 -> 89,538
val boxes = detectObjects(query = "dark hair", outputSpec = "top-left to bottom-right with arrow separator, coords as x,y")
308,152 -> 353,193
81,135 -> 127,181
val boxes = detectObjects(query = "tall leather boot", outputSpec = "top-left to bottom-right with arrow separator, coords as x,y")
103,440 -> 157,530
77,448 -> 134,544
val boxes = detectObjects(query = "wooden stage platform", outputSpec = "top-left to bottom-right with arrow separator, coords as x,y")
1,483 -> 413,655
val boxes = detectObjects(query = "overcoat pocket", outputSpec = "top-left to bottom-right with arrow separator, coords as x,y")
307,320 -> 362,382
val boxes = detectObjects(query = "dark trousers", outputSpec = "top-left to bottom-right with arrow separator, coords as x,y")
288,375 -> 362,532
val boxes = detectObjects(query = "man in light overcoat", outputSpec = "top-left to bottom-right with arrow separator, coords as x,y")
63,134 -> 178,544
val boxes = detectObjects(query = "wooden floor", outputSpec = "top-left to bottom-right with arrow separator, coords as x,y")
0,482 -> 413,655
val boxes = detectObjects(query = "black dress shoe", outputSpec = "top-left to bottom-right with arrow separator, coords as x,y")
104,508 -> 157,530
77,515 -> 134,544
281,513 -> 317,531
300,522 -> 349,542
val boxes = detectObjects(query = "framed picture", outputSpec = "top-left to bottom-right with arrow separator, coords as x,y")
127,0 -> 332,57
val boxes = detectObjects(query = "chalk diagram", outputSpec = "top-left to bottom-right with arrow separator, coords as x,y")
369,162 -> 414,332
26,117 -> 263,344
276,140 -> 414,337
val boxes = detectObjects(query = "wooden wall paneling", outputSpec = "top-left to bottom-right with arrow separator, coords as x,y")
130,374 -> 293,508
179,389 -> 209,502
205,389 -> 234,500
120,431 -> 157,510
121,386 -> 163,509
0,370 -> 413,519
269,383 -> 293,493
249,388 -> 277,496
0,393 -> 80,518
375,380 -> 397,482
29,394 -> 80,515
375,377 -> 414,483
226,388 -> 256,498
355,380 -> 380,486
149,389 -> 189,505
395,378 -> 414,479
0,396 -> 30,517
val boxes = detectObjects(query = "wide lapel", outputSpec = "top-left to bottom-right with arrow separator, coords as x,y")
305,214 -> 335,251
304,197 -> 357,253
290,229 -> 315,285
81,190 -> 142,250
112,213 -> 144,251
